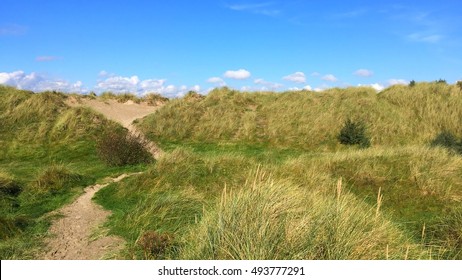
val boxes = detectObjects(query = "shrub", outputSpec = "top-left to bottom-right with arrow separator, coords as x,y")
137,231 -> 173,259
431,131 -> 462,154
96,129 -> 153,166
337,118 -> 371,148
436,79 -> 447,84
457,81 -> 462,91
409,80 -> 416,87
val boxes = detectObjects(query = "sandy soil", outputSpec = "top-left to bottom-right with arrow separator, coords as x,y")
66,98 -> 163,158
41,174 -> 139,260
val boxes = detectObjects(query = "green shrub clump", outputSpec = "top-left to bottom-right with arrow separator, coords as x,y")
96,129 -> 153,166
337,118 -> 371,148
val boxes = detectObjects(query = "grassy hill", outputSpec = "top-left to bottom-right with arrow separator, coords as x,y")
92,83 -> 462,259
2,83 -> 462,259
0,86 -> 147,259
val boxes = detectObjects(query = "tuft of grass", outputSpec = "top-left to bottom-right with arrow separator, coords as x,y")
181,169 -> 427,260
31,164 -> 83,194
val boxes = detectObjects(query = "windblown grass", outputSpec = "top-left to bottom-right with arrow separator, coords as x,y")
139,83 -> 462,150
0,86 -> 150,259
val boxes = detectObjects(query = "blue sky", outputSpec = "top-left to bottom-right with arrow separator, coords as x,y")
1,0 -> 461,97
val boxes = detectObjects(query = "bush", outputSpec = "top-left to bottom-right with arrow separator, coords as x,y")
409,80 -> 416,87
96,129 -> 153,166
431,131 -> 462,154
137,231 -> 174,259
337,118 -> 371,148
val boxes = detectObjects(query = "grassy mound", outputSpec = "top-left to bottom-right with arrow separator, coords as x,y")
0,86 -> 150,259
138,83 -> 462,150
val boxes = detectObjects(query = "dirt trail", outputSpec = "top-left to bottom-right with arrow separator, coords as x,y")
41,173 -> 139,259
66,98 -> 163,159
40,99 -> 163,259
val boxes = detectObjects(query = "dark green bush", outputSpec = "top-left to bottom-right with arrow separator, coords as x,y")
337,118 -> 371,148
96,129 -> 153,166
409,80 -> 416,87
431,131 -> 462,154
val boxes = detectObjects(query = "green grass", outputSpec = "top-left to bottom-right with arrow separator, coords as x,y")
0,86 -> 150,259
138,83 -> 462,150
3,83 -> 462,259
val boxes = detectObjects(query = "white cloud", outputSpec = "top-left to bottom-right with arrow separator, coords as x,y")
283,72 -> 306,83
223,69 -> 251,80
98,70 -> 109,77
227,3 -> 280,16
354,69 -> 374,77
0,70 -> 86,93
36,56 -> 61,62
254,78 -> 283,89
388,79 -> 408,85
287,85 -> 313,91
407,33 -> 442,43
139,78 -> 166,92
359,83 -> 385,92
370,83 -> 385,91
0,24 -> 27,36
191,85 -> 201,92
207,77 -> 226,86
321,74 -> 338,82
96,75 -> 140,93
96,75 -> 186,97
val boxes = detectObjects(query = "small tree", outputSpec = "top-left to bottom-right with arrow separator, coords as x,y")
409,80 -> 416,87
337,118 -> 371,148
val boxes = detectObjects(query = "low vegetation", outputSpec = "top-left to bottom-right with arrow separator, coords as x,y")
2,81 -> 462,260
0,86 -> 148,259
96,129 -> 153,166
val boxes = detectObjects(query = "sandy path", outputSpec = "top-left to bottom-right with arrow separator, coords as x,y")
66,98 -> 163,159
40,98 -> 164,259
41,174 -> 138,259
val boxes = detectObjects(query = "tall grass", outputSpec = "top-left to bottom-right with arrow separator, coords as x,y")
0,87 -> 150,259
139,83 -> 462,150
181,168 -> 428,260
